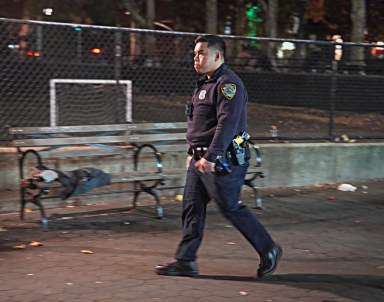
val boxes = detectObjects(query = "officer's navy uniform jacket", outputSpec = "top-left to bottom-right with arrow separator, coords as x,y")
186,64 -> 247,162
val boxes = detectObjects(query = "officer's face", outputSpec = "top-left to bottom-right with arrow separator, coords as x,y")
193,42 -> 220,77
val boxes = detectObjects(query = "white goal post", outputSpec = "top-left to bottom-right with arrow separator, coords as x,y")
49,79 -> 132,126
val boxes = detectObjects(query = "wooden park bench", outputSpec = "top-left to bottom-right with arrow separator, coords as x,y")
8,122 -> 264,228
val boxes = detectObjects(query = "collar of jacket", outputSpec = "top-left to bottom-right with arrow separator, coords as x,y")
196,64 -> 227,88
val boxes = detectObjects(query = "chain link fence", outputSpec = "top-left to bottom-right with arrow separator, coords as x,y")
1,18 -> 383,145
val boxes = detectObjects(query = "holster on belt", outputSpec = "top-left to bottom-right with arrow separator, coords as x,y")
226,133 -> 251,166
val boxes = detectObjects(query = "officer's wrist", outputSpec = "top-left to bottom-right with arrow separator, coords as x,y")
203,153 -> 218,163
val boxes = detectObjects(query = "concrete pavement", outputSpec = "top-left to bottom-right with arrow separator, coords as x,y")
0,179 -> 383,301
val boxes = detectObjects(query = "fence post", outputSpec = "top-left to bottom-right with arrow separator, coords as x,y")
114,27 -> 122,124
328,58 -> 338,140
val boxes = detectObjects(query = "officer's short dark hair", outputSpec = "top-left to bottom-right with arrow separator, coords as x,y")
195,35 -> 226,58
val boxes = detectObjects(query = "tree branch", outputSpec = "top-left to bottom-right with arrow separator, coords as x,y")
122,0 -> 147,27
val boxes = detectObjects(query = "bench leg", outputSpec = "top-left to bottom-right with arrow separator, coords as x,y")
133,190 -> 140,208
28,196 -> 48,229
244,179 -> 263,210
31,196 -> 49,229
21,188 -> 49,229
20,187 -> 28,221
254,187 -> 263,210
20,199 -> 26,221
143,187 -> 163,219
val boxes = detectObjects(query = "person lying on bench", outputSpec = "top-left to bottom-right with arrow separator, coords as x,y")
24,166 -> 112,199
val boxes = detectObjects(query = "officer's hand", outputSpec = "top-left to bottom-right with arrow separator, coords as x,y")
186,156 -> 192,169
195,157 -> 215,173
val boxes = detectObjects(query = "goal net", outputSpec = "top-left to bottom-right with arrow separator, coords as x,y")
49,79 -> 132,126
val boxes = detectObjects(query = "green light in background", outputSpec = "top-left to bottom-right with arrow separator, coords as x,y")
245,5 -> 263,23
245,4 -> 263,45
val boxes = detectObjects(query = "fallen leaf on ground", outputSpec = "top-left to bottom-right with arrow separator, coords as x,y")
80,250 -> 93,254
29,241 -> 43,247
313,184 -> 326,188
13,245 -> 27,249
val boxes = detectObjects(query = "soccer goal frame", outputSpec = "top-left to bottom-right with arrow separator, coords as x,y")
49,79 -> 132,126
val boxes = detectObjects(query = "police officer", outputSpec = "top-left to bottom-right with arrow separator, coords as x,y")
156,35 -> 282,278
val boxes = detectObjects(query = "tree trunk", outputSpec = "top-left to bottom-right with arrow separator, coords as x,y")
122,0 -> 156,66
350,0 -> 366,68
122,0 -> 146,27
145,0 -> 156,65
264,0 -> 278,64
228,0 -> 247,62
265,0 -> 278,39
146,0 -> 155,29
18,0 -> 30,60
206,0 -> 217,34
234,0 -> 246,36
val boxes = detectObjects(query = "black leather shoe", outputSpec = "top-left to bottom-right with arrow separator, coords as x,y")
257,244 -> 282,278
156,260 -> 199,277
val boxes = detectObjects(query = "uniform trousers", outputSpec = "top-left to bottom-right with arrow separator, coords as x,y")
175,158 -> 274,261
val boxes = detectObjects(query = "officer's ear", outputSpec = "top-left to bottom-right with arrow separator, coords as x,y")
214,51 -> 220,61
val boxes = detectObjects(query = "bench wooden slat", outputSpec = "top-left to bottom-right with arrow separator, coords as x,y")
12,133 -> 187,147
112,173 -> 164,182
31,170 -> 185,189
9,122 -> 187,134
30,144 -> 188,159
37,147 -> 133,159
155,144 -> 188,153
32,174 -> 163,190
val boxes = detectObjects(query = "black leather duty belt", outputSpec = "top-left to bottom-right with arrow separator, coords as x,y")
191,147 -> 208,160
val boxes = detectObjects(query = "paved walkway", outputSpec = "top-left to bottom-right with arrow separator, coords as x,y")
0,179 -> 383,302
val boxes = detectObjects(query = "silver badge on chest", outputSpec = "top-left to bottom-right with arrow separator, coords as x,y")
198,90 -> 207,100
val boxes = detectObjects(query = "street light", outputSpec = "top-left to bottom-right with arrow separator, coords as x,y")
42,8 -> 53,16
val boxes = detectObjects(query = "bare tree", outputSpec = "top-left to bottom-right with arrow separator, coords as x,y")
122,0 -> 146,27
350,0 -> 366,69
145,0 -> 155,29
206,0 -> 218,34
233,0 -> 247,36
227,0 -> 247,62
122,0 -> 156,65
260,0 -> 278,64
259,0 -> 277,39
267,0 -> 278,38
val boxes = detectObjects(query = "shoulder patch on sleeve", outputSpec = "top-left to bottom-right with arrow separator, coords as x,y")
221,83 -> 237,100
